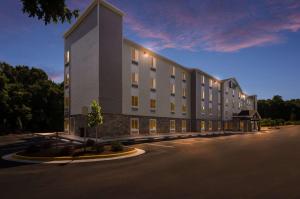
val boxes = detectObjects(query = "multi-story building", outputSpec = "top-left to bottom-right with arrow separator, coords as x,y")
63,0 -> 261,137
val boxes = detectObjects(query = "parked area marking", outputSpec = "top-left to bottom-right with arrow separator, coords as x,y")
144,143 -> 175,148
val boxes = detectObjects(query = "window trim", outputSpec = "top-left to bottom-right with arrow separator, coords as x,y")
149,119 -> 157,134
170,120 -> 176,133
130,118 -> 139,134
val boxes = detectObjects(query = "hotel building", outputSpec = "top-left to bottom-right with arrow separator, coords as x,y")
63,0 -> 261,137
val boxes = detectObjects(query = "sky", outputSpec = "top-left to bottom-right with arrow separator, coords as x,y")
0,0 -> 300,100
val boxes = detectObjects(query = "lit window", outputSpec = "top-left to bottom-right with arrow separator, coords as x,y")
201,121 -> 205,131
209,89 -> 212,101
209,121 -> 213,131
171,83 -> 175,95
131,48 -> 139,63
131,96 -> 139,108
130,118 -> 139,134
65,73 -> 70,87
182,72 -> 186,81
150,99 -> 156,110
151,57 -> 156,69
218,121 -> 222,131
64,96 -> 69,107
131,72 -> 139,86
201,102 -> 205,112
170,120 -> 176,132
150,78 -> 156,90
201,86 -> 205,100
182,120 -> 187,132
209,79 -> 213,87
65,50 -> 70,64
202,75 -> 205,84
149,119 -> 157,133
171,66 -> 176,77
170,102 -> 175,113
182,104 -> 187,113
182,87 -> 186,98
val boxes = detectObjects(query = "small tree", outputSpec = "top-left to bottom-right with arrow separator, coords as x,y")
87,100 -> 103,144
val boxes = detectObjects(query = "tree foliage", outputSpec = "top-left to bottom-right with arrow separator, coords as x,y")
87,100 -> 103,128
0,62 -> 64,134
258,95 -> 300,121
21,0 -> 79,25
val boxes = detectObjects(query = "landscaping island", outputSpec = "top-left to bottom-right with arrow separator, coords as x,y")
6,139 -> 144,163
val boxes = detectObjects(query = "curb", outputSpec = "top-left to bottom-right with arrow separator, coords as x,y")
2,148 -> 145,164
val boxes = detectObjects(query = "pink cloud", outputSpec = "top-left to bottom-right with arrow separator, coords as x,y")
116,0 -> 300,53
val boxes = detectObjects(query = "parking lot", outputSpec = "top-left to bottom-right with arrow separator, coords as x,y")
1,126 -> 300,199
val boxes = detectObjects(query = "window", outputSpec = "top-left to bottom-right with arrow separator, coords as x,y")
65,50 -> 70,64
64,118 -> 69,132
182,104 -> 187,113
238,92 -> 241,99
65,73 -> 70,87
218,105 -> 221,116
201,102 -> 205,113
218,121 -> 222,131
149,119 -> 157,133
150,99 -> 156,110
232,89 -> 235,96
182,87 -> 186,98
170,120 -> 176,132
131,72 -> 139,86
201,86 -> 205,100
209,79 -> 213,87
201,121 -> 205,131
131,96 -> 139,108
150,78 -> 156,90
131,48 -> 139,63
130,118 -> 139,134
64,96 -> 69,107
209,89 -> 212,101
240,121 -> 244,131
201,75 -> 205,85
182,120 -> 187,132
171,83 -> 175,95
238,102 -> 241,109
209,102 -> 212,115
171,66 -> 176,77
218,92 -> 221,104
225,98 -> 229,106
225,87 -> 229,93
182,72 -> 186,81
150,57 -> 156,69
170,102 -> 175,113
217,83 -> 221,91
209,121 -> 213,131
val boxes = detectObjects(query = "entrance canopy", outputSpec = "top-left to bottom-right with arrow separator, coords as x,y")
233,110 -> 261,121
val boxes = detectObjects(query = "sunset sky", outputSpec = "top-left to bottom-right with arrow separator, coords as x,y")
0,0 -> 300,99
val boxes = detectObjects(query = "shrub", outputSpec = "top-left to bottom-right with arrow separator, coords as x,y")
59,146 -> 73,156
26,144 -> 40,153
86,139 -> 95,147
41,141 -> 52,149
111,141 -> 123,152
93,144 -> 105,153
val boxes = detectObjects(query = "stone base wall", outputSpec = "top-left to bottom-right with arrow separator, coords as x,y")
68,114 -> 259,138
69,113 -> 191,138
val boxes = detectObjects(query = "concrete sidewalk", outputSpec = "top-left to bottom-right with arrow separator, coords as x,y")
59,130 -> 253,145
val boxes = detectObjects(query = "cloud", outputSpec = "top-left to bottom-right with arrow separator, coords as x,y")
111,0 -> 300,52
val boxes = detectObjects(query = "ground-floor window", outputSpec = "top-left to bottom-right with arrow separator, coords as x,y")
201,121 -> 205,131
170,120 -> 176,133
218,121 -> 222,131
240,120 -> 244,131
64,118 -> 69,133
182,120 -> 187,132
209,121 -> 213,131
149,119 -> 157,134
130,118 -> 139,134
224,121 -> 229,130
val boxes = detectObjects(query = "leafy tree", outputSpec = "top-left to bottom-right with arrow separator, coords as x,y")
87,100 -> 103,144
20,0 -> 79,25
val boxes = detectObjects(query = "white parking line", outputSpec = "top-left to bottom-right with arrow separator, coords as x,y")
144,143 -> 175,148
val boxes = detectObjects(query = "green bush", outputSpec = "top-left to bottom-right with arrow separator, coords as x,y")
26,144 -> 40,153
86,139 -> 95,147
59,146 -> 73,156
93,144 -> 105,153
111,141 -> 123,152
